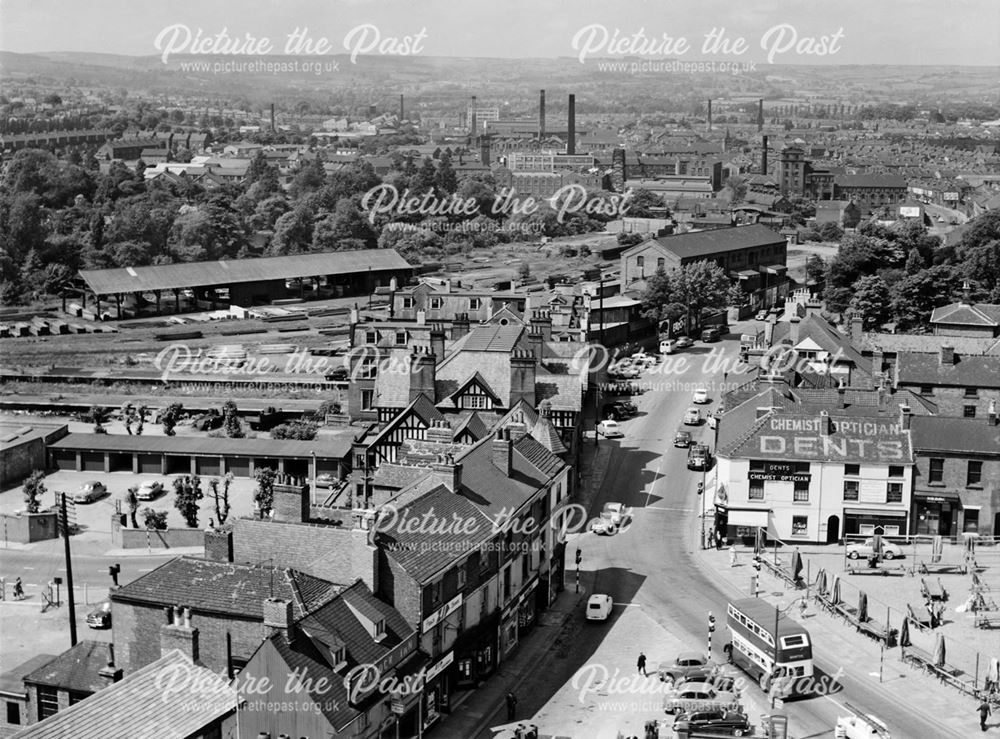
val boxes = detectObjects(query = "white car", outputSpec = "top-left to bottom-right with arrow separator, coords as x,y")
683,407 -> 701,426
846,538 -> 904,560
632,351 -> 656,367
591,502 -> 631,534
602,502 -> 629,524
597,420 -> 624,438
586,594 -> 614,621
135,480 -> 164,501
692,388 -> 709,404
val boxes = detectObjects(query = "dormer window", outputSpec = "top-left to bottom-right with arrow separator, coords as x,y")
469,298 -> 481,310
332,646 -> 347,670
374,619 -> 387,642
395,331 -> 407,346
365,330 -> 377,345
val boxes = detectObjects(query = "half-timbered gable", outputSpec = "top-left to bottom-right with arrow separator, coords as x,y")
437,371 -> 503,411
365,394 -> 445,468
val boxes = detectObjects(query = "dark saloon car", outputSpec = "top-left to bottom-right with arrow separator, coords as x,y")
673,709 -> 751,736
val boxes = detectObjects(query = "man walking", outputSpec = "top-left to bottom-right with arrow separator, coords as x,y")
979,699 -> 991,731
506,691 -> 518,722
637,652 -> 647,677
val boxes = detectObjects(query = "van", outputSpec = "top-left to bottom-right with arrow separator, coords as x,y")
701,327 -> 720,343
660,338 -> 677,354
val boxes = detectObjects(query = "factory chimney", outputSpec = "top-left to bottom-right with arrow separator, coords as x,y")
707,99 -> 712,131
762,135 -> 768,176
470,95 -> 477,137
567,94 -> 576,155
539,89 -> 546,140
757,98 -> 764,132
399,94 -> 404,122
270,103 -> 275,132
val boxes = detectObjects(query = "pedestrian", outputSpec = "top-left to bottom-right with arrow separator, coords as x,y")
979,699 -> 991,731
706,527 -> 714,550
729,546 -> 738,568
715,530 -> 723,550
506,691 -> 518,721
637,651 -> 647,677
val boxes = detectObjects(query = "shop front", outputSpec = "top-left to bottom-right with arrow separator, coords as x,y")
421,651 -> 454,734
498,576 -> 539,659
912,492 -> 960,537
717,506 -> 773,546
843,507 -> 909,537
453,612 -> 499,690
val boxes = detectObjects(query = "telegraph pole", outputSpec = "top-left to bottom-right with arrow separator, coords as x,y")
60,493 -> 78,647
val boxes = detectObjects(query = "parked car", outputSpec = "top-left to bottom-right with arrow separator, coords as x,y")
846,538 -> 904,560
675,336 -> 694,349
631,351 -> 657,367
656,652 -> 719,684
683,407 -> 702,425
586,594 -> 614,621
135,480 -> 164,501
324,367 -> 350,382
597,420 -> 624,438
608,362 -> 640,380
755,310 -> 769,321
590,503 -> 632,535
673,429 -> 693,448
673,709 -> 751,737
693,387 -> 710,404
660,338 -> 677,355
314,473 -> 338,489
663,681 -> 740,715
836,711 -> 890,739
87,600 -> 112,629
687,444 -> 711,471
74,481 -> 107,504
191,411 -> 223,431
701,327 -> 721,342
605,381 -> 642,396
603,401 -> 637,420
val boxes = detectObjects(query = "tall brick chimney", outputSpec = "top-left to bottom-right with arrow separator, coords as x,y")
757,98 -> 764,132
272,475 -> 310,524
430,325 -> 446,363
509,349 -> 537,407
939,345 -> 956,366
539,89 -> 546,139
470,95 -> 477,137
409,346 -> 436,402
567,94 -> 576,155
399,94 -> 404,122
161,606 -> 199,663
707,99 -> 712,131
762,135 -> 768,176
492,428 -> 512,476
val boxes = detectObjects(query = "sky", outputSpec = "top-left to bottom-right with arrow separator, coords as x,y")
1,0 -> 998,66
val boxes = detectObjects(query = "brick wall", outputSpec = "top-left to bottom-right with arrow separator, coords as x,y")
899,386 -> 1000,418
914,451 -> 1000,535
112,601 -> 262,675
0,437 -> 46,487
0,695 -> 29,736
377,553 -> 421,627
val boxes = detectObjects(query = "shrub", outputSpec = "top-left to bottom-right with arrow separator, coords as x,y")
141,508 -> 168,530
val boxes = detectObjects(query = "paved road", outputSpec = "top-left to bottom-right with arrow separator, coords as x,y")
488,335 -> 957,738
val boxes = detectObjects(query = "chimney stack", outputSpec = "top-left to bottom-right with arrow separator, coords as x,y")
470,96 -> 478,137
762,135 -> 768,176
819,409 -> 832,436
539,89 -> 546,139
270,103 -> 275,133
509,349 -> 538,407
452,313 -> 470,338
432,453 -> 462,492
430,325 -> 446,362
789,314 -> 800,344
98,643 -> 123,683
940,345 -> 956,366
567,94 -> 576,155
263,597 -> 294,644
409,346 -> 436,402
900,404 -> 912,430
757,98 -> 764,132
399,94 -> 404,122
850,314 -> 863,344
161,605 -> 199,663
707,99 -> 712,131
492,428 -> 512,476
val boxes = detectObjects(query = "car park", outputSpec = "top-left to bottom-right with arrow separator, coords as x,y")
656,652 -> 719,684
693,387 -> 709,404
846,538 -> 904,560
673,430 -> 692,448
597,420 -> 624,438
586,594 -> 614,621
663,681 -> 740,714
673,709 -> 751,737
74,481 -> 107,504
135,480 -> 164,501
683,407 -> 702,425
87,600 -> 112,629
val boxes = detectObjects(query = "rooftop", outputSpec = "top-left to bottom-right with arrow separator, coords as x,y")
22,641 -> 111,694
896,352 -> 1000,388
645,224 -> 786,260
49,431 -> 354,460
910,415 -> 1000,455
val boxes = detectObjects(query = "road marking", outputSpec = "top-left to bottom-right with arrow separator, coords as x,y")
138,568 -> 154,572
612,602 -> 639,607
646,506 -> 693,512
22,567 -> 35,570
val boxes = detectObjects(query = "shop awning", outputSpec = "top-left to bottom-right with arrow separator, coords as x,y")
726,509 -> 771,527
844,508 -> 908,518
914,490 -> 961,502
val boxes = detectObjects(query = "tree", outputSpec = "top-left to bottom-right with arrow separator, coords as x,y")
141,508 -> 168,530
816,222 -> 844,242
88,405 -> 111,434
253,467 -> 277,519
723,177 -> 747,204
805,254 -> 826,284
639,267 -> 686,336
22,470 -> 46,514
517,262 -> 531,280
891,264 -> 962,330
435,152 -> 458,194
135,405 -> 147,436
643,260 -> 731,334
207,473 -> 233,525
161,402 -> 183,436
270,420 -> 319,440
122,402 -> 136,435
172,474 -> 203,528
222,400 -> 244,438
904,247 -> 926,275
623,188 -> 665,218
848,275 -> 891,328
727,282 -> 749,307
269,205 -> 315,255
125,485 -> 140,528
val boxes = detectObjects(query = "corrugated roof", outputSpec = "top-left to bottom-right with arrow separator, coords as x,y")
79,249 -> 410,295
12,650 -> 235,739
49,432 -> 353,460
646,224 -> 786,260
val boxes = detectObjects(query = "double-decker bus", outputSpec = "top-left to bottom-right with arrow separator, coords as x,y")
724,598 -> 813,696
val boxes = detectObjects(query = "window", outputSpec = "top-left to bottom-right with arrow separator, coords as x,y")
748,482 -> 764,500
968,461 -> 983,487
793,480 -> 809,502
402,297 -> 414,309
657,258 -> 665,270
844,464 -> 860,477
928,458 -> 944,484
394,331 -> 407,346
430,580 -> 442,607
430,297 -> 443,309
888,465 -> 904,478
456,562 -> 467,590
361,390 -> 374,411
964,405 -> 977,418
965,509 -> 980,533
636,256 -> 644,269
843,480 -> 859,501
965,387 -> 979,398
469,298 -> 481,310
37,686 -> 58,720
6,701 -> 20,725
365,330 -> 378,345
749,460 -> 766,472
67,691 -> 88,706
461,394 -> 489,410
919,385 -> 934,396
791,516 -> 808,537
887,482 -> 903,504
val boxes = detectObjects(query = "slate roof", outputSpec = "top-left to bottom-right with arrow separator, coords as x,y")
458,324 -> 525,352
773,315 -> 872,375
12,650 -> 235,739
896,352 -> 1000,388
834,174 -> 908,188
930,302 -> 1000,327
111,557 -> 341,619
910,416 -> 1000,455
372,463 -> 432,490
514,434 -> 565,476
645,224 -> 785,260
49,432 -> 353,460
857,332 -> 1000,356
0,654 -> 57,698
79,249 -> 410,295
21,641 -> 109,694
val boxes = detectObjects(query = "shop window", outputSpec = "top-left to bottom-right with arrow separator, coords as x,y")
929,458 -> 944,484
844,464 -> 860,477
791,516 -> 808,537
843,480 -> 859,501
886,482 -> 903,504
749,482 -> 764,500
793,480 -> 809,502
965,509 -> 980,533
968,461 -> 983,487
964,405 -> 977,418
888,466 -> 904,478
